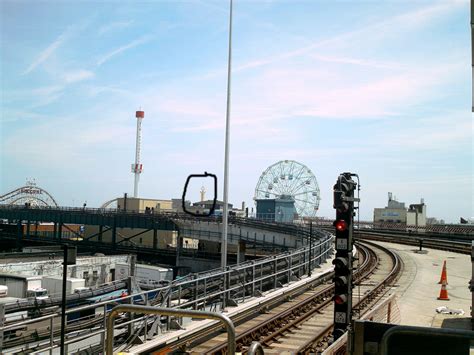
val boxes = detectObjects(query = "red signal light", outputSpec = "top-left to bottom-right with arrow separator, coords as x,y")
335,220 -> 347,232
334,294 -> 347,305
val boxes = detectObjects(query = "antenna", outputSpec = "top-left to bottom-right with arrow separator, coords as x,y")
131,110 -> 144,198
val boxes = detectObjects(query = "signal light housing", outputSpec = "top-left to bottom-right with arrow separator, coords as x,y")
332,172 -> 357,342
334,219 -> 347,232
333,257 -> 349,272
334,275 -> 348,288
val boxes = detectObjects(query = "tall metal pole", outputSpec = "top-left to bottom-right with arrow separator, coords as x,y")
60,245 -> 75,355
308,221 -> 313,277
471,0 -> 474,112
60,247 -> 68,355
221,0 -> 233,270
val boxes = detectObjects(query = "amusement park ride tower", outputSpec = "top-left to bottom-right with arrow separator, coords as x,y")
131,110 -> 144,198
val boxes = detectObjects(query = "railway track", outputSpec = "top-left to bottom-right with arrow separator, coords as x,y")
134,264 -> 340,354
355,232 -> 471,254
294,241 -> 401,354
162,242 -> 401,355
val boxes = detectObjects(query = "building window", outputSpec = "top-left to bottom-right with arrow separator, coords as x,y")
139,237 -> 143,244
92,270 -> 98,280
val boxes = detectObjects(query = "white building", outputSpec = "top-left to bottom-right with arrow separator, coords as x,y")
373,192 -> 426,228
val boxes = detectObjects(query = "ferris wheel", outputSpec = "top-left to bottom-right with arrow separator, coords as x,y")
254,160 -> 321,217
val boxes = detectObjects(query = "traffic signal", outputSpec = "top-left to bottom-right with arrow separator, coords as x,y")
332,173 -> 357,341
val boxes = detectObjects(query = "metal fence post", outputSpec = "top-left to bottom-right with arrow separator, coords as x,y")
273,256 -> 278,289
102,304 -> 107,355
50,317 -> 54,355
252,263 -> 256,296
0,305 -> 4,353
288,254 -> 292,282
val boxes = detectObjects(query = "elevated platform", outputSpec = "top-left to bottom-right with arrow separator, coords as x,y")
374,240 -> 471,330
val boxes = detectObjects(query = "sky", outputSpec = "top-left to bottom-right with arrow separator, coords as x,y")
0,0 -> 472,223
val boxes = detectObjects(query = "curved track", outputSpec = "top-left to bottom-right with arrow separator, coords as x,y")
147,241 -> 402,354
294,241 -> 401,354
356,232 -> 471,254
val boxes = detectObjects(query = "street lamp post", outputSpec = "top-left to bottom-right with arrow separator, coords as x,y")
221,0 -> 233,271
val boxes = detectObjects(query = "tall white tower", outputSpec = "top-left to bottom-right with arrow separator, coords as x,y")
131,110 -> 144,198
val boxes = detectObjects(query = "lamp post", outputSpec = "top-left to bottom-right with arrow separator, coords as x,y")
221,0 -> 233,271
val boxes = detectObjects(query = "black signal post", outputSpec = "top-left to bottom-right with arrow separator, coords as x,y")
60,245 -> 76,355
332,172 -> 358,341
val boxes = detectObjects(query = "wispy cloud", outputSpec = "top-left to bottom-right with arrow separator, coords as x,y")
96,35 -> 153,66
232,2 -> 464,74
29,85 -> 65,108
233,56 -> 465,121
5,67 -> 94,108
98,20 -> 133,35
171,120 -> 224,132
22,27 -> 73,75
380,114 -> 472,150
309,54 -> 401,70
21,17 -> 94,76
86,85 -> 131,97
0,110 -> 49,123
62,69 -> 94,83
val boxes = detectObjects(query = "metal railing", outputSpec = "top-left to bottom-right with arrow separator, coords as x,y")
2,203 -> 473,235
248,341 -> 265,355
106,305 -> 236,355
0,233 -> 333,354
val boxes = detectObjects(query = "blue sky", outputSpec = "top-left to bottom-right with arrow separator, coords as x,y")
0,0 -> 472,223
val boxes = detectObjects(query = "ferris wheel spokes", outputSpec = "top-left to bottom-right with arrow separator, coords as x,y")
254,160 -> 321,217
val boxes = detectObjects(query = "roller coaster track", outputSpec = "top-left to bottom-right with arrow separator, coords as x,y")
0,183 -> 58,207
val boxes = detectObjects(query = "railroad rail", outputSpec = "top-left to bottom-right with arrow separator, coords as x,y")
295,241 -> 402,354
0,234 -> 333,354
0,217 -> 467,353
356,231 -> 471,254
154,241 -> 401,354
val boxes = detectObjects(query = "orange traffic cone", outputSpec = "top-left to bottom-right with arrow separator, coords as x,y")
438,260 -> 448,285
437,279 -> 449,300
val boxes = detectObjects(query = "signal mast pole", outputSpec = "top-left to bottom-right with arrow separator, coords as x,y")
332,172 -> 359,341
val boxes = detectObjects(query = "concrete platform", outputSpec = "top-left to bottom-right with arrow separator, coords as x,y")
373,241 -> 472,330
